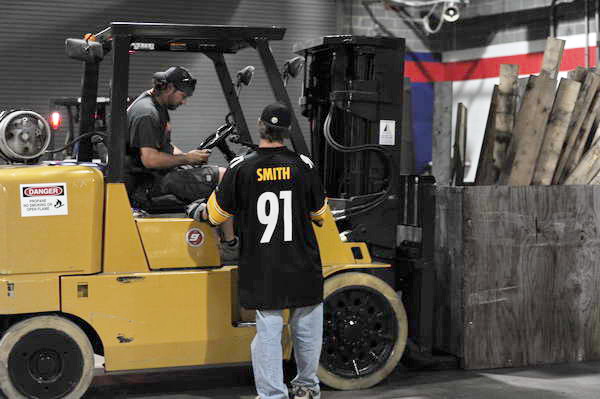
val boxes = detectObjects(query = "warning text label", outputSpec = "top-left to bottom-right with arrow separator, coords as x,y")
20,183 -> 69,217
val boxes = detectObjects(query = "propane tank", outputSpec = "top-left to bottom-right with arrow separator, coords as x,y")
0,110 -> 51,161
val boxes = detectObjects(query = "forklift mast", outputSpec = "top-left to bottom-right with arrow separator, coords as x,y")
296,36 -> 404,199
296,36 -> 438,354
296,36 -> 412,262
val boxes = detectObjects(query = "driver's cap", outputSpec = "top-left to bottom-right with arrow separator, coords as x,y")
153,66 -> 196,96
260,102 -> 291,129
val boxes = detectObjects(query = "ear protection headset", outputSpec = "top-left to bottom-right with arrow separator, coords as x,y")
152,66 -> 196,96
152,72 -> 170,91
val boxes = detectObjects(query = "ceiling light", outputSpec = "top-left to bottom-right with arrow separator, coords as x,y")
443,2 -> 460,22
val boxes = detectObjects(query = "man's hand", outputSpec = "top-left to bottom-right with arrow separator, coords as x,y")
185,149 -> 211,165
186,198 -> 209,221
140,147 -> 210,169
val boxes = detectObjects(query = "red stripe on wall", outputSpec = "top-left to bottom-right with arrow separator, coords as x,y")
405,46 -> 598,83
405,61 -> 445,82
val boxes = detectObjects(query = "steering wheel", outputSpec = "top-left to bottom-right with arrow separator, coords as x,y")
196,112 -> 240,162
197,123 -> 235,151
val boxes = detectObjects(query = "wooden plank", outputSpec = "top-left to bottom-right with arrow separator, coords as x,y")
498,76 -> 537,184
588,115 -> 600,149
458,103 -> 467,185
564,144 -> 600,184
532,78 -> 581,185
475,86 -> 500,185
516,77 -> 529,112
493,65 -> 519,172
462,186 -> 526,369
562,91 -> 600,179
553,71 -> 600,184
433,186 -> 464,357
567,66 -> 587,82
506,75 -> 555,185
564,116 -> 600,184
588,165 -> 600,184
451,103 -> 467,186
461,185 -> 600,369
540,37 -> 565,79
432,82 -> 453,186
500,75 -> 556,185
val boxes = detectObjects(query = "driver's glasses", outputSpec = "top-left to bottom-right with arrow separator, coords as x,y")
180,78 -> 196,90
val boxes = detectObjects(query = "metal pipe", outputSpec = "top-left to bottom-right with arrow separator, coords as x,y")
77,62 -> 99,162
596,0 -> 599,67
106,33 -> 130,183
586,0 -> 590,68
550,0 -> 557,37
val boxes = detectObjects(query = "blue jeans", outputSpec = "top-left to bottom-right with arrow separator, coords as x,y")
251,303 -> 323,399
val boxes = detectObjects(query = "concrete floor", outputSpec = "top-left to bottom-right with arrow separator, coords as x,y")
83,361 -> 600,399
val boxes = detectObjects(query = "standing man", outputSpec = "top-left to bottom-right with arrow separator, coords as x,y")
126,65 -> 238,261
187,103 -> 327,399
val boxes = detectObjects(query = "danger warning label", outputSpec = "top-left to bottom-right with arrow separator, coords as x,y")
20,183 -> 69,217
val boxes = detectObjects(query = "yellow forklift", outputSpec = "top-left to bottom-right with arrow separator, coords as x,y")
0,23 -> 410,398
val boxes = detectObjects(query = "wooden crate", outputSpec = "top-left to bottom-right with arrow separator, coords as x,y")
434,185 -> 600,369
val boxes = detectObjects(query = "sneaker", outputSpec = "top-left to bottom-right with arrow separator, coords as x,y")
220,236 -> 239,264
291,385 -> 320,399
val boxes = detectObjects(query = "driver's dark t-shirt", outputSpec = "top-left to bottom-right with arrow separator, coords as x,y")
125,91 -> 218,206
126,91 -> 173,173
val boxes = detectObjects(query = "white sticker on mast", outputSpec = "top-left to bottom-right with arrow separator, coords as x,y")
379,120 -> 396,145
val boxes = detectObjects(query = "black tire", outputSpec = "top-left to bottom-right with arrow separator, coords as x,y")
0,315 -> 94,399
319,272 -> 408,390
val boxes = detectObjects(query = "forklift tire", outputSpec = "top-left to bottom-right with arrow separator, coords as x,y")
0,315 -> 94,399
318,272 -> 408,390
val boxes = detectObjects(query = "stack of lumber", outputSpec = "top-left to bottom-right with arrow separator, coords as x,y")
473,37 -> 600,186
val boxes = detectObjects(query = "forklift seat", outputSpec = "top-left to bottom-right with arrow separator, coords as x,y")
126,170 -> 187,214
131,193 -> 187,215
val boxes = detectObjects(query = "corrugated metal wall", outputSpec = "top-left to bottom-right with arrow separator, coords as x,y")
0,0 -> 337,164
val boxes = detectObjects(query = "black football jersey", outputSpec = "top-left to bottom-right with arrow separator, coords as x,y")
210,146 -> 326,310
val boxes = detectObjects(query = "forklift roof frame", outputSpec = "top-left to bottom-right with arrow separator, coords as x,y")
73,22 -> 309,183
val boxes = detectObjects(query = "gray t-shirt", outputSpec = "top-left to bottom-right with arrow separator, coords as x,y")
126,90 -> 174,169
125,91 -> 174,195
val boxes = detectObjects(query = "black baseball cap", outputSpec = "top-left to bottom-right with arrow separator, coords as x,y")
153,66 -> 196,96
260,102 -> 291,129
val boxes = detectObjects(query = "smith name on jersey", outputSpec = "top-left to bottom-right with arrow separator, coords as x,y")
256,166 -> 291,181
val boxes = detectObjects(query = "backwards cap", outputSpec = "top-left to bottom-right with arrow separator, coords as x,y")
153,66 -> 196,96
260,102 -> 291,129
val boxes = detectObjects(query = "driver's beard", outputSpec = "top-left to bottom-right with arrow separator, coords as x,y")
167,103 -> 179,110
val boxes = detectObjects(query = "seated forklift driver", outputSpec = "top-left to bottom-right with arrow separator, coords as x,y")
126,66 -> 239,261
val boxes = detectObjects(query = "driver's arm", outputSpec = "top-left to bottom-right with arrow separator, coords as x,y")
140,147 -> 209,169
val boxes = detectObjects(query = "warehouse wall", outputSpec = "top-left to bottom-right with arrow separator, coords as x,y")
340,0 -> 441,52
342,0 -> 597,181
441,1 -> 595,181
443,0 -> 586,51
344,0 -> 586,51
0,0 -> 337,165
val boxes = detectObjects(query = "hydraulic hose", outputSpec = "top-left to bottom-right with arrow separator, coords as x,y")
45,131 -> 108,154
323,104 -> 395,219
